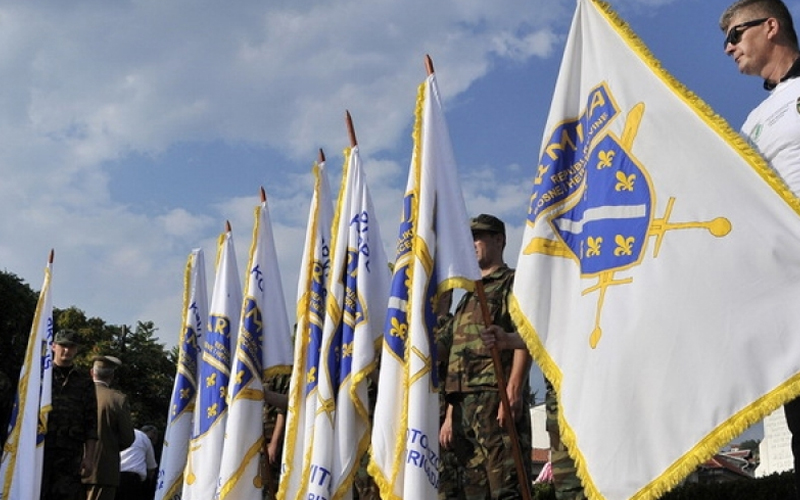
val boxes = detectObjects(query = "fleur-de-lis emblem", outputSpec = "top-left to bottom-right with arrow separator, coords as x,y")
236,370 -> 245,384
206,372 -> 217,387
586,236 -> 602,257
313,261 -> 324,281
172,403 -> 178,416
180,388 -> 191,399
615,171 -> 636,191
597,150 -> 615,169
614,235 -> 635,256
207,403 -> 218,418
535,163 -> 549,185
307,366 -> 317,383
342,342 -> 354,358
219,385 -> 227,400
390,317 -> 408,341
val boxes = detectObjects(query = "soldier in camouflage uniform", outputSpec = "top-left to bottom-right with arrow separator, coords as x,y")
439,214 -> 532,500
353,373 -> 380,500
262,372 -> 291,500
545,380 -> 586,500
481,327 -> 586,499
436,294 -> 465,500
42,329 -> 98,500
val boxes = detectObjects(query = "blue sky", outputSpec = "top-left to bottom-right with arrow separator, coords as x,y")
1,1 -> 795,439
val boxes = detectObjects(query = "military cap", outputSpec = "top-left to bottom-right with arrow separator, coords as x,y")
54,329 -> 81,345
470,214 -> 505,237
92,355 -> 122,368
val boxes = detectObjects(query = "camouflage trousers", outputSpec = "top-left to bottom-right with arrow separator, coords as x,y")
439,401 -> 467,500
353,449 -> 380,500
443,391 -> 532,500
545,380 -> 587,500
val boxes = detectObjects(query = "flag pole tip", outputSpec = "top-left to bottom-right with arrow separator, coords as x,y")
345,111 -> 358,147
260,186 -> 267,203
48,249 -> 55,263
425,54 -> 435,75
225,220 -> 232,232
318,148 -> 326,163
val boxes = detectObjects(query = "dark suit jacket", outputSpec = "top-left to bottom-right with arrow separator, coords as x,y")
83,382 -> 135,486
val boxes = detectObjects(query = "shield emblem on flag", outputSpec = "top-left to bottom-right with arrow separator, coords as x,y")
552,134 -> 653,276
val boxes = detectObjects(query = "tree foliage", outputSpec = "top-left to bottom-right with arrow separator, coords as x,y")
0,270 -> 39,444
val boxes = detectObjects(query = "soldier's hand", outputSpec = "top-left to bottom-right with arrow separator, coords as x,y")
497,385 -> 524,426
80,456 -> 94,478
268,439 -> 280,465
480,326 -> 525,350
439,409 -> 454,450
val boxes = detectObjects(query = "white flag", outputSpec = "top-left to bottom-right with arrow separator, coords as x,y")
304,145 -> 390,500
154,249 -> 208,500
182,229 -> 242,500
0,253 -> 54,500
278,161 -> 334,500
218,195 -> 293,500
511,1 -> 800,499
368,72 -> 481,500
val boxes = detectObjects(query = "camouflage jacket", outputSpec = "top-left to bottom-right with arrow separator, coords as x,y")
47,363 -> 98,450
442,265 -> 523,394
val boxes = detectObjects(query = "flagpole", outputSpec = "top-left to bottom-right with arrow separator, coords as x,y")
475,281 -> 532,500
345,110 -> 358,147
425,53 -> 435,76
256,186 -> 277,500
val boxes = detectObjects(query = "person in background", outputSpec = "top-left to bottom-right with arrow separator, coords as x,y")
82,355 -> 135,500
720,1 -> 800,498
41,329 -> 98,500
141,425 -> 160,499
117,426 -> 158,500
262,373 -> 290,499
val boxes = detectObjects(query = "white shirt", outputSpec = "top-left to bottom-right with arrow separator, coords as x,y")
120,429 -> 157,481
741,77 -> 800,197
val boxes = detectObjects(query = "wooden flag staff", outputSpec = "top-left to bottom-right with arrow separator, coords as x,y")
475,281 -> 533,500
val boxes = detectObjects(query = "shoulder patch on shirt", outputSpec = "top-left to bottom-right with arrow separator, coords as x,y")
752,123 -> 763,142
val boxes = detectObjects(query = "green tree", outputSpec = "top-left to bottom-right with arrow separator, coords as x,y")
0,270 -> 39,445
0,270 -> 39,384
114,321 -> 175,429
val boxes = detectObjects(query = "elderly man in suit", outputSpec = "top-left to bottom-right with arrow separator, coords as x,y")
82,355 -> 135,500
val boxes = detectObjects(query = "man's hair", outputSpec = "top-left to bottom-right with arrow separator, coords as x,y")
92,362 -> 115,382
720,0 -> 799,48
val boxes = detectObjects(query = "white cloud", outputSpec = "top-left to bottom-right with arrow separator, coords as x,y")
0,0 -> 567,346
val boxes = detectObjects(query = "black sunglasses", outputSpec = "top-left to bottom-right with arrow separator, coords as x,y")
724,18 -> 769,48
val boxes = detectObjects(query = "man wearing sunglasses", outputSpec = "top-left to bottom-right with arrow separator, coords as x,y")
720,1 -> 800,498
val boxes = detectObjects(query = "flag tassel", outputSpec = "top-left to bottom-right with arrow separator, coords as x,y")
475,280 -> 532,500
